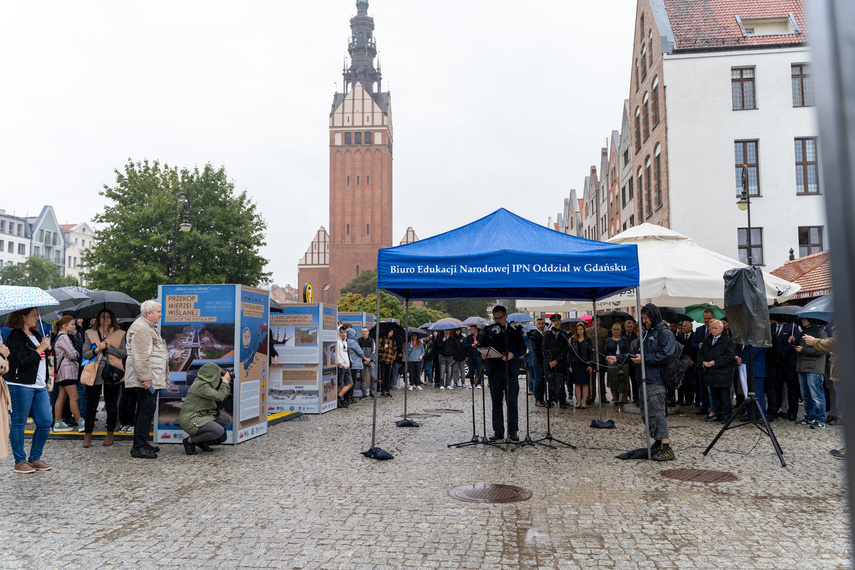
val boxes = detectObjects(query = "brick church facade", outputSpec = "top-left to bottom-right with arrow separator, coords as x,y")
297,0 -> 393,305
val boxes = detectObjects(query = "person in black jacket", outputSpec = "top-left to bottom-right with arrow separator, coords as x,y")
698,320 -> 736,423
5,307 -> 54,474
605,323 -> 630,405
485,306 -> 526,441
450,329 -> 468,388
528,318 -> 546,406
542,314 -> 569,408
464,325 -> 484,388
608,304 -> 677,461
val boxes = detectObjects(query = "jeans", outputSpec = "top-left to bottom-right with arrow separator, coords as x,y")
407,361 -> 423,385
438,356 -> 453,386
798,372 -> 826,423
531,365 -> 544,402
451,360 -> 465,386
133,387 -> 158,451
8,385 -> 52,464
191,412 -> 231,444
468,354 -> 483,385
423,360 -> 433,384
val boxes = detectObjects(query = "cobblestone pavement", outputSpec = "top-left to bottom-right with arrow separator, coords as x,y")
1,384 -> 851,569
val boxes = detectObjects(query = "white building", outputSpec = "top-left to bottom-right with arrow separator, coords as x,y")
0,206 -> 70,276
60,222 -> 95,284
642,0 -> 822,269
0,210 -> 29,269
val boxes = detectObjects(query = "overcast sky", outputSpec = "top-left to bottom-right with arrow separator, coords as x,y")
0,1 -> 636,287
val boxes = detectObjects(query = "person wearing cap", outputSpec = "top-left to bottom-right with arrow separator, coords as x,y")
607,303 -> 677,461
542,314 -> 569,408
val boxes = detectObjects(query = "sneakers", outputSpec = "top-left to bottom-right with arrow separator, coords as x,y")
447,384 -> 453,390
408,386 -> 413,391
29,460 -> 53,471
650,440 -> 662,454
77,418 -> 85,432
417,386 -> 423,391
811,421 -> 826,429
440,386 -> 446,390
53,421 -> 72,432
652,446 -> 676,461
13,462 -> 35,474
830,448 -> 846,459
795,418 -> 812,426
125,425 -> 134,434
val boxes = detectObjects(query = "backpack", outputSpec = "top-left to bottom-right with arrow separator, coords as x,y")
662,341 -> 692,391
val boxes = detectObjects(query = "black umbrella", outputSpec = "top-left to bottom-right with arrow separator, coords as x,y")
659,307 -> 687,324
560,317 -> 585,332
597,310 -> 633,330
73,290 -> 141,320
46,287 -> 90,313
768,305 -> 803,323
407,327 -> 428,339
368,321 -> 406,345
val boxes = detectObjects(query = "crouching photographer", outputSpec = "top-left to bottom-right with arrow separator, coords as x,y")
179,362 -> 231,455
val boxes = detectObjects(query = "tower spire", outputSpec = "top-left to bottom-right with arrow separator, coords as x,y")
343,0 -> 381,94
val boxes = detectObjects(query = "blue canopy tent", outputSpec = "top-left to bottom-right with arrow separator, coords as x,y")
377,208 -> 639,300
363,209 -> 656,458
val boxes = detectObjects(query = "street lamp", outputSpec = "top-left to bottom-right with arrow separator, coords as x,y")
736,165 -> 752,265
172,192 -> 192,284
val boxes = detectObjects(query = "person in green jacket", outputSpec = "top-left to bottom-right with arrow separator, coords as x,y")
179,362 -> 231,455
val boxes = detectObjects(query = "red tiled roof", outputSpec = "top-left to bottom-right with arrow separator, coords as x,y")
58,224 -> 76,231
664,0 -> 807,52
577,199 -> 583,214
770,250 -> 831,299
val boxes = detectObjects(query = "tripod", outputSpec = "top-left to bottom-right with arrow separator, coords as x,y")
511,365 -> 544,450
448,332 -> 505,450
703,345 -> 785,467
531,365 -> 574,449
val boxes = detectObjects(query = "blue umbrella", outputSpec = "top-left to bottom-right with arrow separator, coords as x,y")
429,321 -> 463,331
506,312 -> 533,324
798,294 -> 833,323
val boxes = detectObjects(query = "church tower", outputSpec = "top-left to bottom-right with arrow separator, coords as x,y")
298,0 -> 393,304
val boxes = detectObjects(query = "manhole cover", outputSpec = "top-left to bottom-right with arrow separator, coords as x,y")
398,413 -> 441,418
661,469 -> 739,483
425,409 -> 465,414
448,484 -> 532,504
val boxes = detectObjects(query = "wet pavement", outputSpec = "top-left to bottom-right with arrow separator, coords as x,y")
1,384 -> 851,568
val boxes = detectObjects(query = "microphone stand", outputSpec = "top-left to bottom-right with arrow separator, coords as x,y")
449,328 -> 504,450
531,359 -> 574,449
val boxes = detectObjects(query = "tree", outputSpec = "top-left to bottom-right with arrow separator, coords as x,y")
0,257 -> 77,288
83,160 -> 270,301
338,292 -> 448,326
340,268 -> 378,296
425,299 -> 493,321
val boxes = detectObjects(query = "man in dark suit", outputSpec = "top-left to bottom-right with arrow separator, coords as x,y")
691,309 -> 715,415
485,305 -> 526,442
770,316 -> 800,420
528,317 -> 546,406
542,314 -> 569,408
676,318 -> 696,406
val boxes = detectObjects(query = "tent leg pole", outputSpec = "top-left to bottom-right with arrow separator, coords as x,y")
370,292 -> 380,450
404,297 -> 409,418
636,288 -> 652,459
593,292 -> 603,423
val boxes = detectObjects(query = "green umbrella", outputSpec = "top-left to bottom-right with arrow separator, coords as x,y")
684,303 -> 725,322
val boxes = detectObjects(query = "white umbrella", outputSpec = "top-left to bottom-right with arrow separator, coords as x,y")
0,286 -> 60,316
541,224 -> 800,310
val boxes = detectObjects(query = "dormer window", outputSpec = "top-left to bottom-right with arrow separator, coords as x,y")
736,13 -> 800,36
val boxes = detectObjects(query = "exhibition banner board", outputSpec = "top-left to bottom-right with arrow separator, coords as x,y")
268,303 -> 339,414
156,284 -> 269,444
338,312 -> 376,329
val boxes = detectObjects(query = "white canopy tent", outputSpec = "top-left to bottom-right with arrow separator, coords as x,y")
517,224 -> 800,312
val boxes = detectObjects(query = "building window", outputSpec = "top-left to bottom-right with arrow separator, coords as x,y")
366,223 -> 370,235
364,132 -> 372,144
347,224 -> 350,235
344,132 -> 351,145
654,153 -> 662,209
357,176 -> 360,185
651,83 -> 660,126
17,224 -> 22,236
732,67 -> 756,110
6,242 -> 12,253
17,243 -> 25,255
642,95 -> 650,140
34,246 -> 40,257
628,177 -> 634,200
798,226 -> 823,256
623,149 -> 629,166
738,227 -> 764,265
629,214 -> 635,227
636,170 -> 644,220
795,138 -> 820,194
366,175 -> 369,185
792,64 -> 814,107
0,221 -> 4,231
38,229 -> 44,242
621,185 -> 627,207
634,108 -> 641,152
635,60 -> 640,92
641,46 -> 647,80
356,265 -> 360,276
354,132 -> 362,145
734,140 -> 760,196
644,159 -> 652,218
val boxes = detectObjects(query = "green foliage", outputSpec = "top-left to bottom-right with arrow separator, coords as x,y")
0,257 -> 78,288
425,299 -> 492,321
83,160 -> 270,301
338,292 -> 448,326
340,268 -> 377,296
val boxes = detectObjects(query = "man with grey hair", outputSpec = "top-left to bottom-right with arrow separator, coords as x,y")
125,300 -> 170,459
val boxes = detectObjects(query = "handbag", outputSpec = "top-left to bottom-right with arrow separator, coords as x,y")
101,363 -> 125,385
